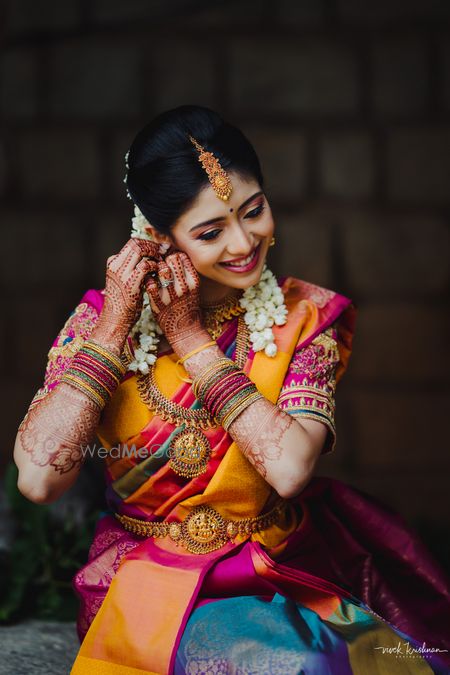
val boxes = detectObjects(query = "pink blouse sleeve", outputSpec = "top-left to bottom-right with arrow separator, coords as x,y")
27,289 -> 104,412
276,323 -> 340,455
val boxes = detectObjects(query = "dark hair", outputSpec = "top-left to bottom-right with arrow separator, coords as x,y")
125,105 -> 264,235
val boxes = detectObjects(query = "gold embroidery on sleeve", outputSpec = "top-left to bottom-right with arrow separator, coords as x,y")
27,302 -> 100,411
277,326 -> 340,452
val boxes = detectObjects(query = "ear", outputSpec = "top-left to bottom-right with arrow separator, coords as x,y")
144,224 -> 173,252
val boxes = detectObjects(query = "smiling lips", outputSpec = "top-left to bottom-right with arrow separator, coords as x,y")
219,242 -> 261,272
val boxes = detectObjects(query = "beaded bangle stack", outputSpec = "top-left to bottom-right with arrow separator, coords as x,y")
193,357 -> 264,432
60,339 -> 127,409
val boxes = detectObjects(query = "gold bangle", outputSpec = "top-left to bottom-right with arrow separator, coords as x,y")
222,393 -> 263,432
63,371 -> 107,405
219,385 -> 256,421
83,340 -> 127,375
194,358 -> 239,392
177,340 -> 217,366
220,389 -> 256,425
60,372 -> 106,408
222,391 -> 264,431
76,345 -> 124,384
175,362 -> 193,384
175,339 -> 218,383
192,358 -> 236,399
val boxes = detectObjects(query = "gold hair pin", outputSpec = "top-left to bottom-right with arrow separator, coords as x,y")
189,135 -> 232,201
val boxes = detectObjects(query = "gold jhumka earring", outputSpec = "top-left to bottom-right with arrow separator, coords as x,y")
269,236 -> 275,247
189,135 -> 232,201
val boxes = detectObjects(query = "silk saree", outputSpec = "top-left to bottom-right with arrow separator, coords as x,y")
29,274 -> 450,674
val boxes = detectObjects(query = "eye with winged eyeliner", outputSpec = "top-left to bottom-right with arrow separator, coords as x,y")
196,202 -> 265,242
189,191 -> 264,234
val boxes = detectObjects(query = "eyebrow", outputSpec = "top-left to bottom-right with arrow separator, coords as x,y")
189,191 -> 264,233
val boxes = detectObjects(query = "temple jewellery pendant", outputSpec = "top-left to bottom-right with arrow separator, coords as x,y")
167,313 -> 250,478
167,424 -> 212,478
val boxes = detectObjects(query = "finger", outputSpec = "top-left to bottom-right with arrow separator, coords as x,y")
121,238 -> 159,276
177,252 -> 199,291
145,278 -> 166,314
157,261 -> 178,302
132,238 -> 162,261
136,258 -> 159,273
164,253 -> 189,296
131,258 -> 158,285
106,253 -> 121,273
109,239 -> 141,273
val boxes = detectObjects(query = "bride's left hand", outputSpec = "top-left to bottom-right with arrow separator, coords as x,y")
144,251 -> 207,354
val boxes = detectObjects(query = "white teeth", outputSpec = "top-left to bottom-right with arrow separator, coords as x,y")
223,247 -> 257,267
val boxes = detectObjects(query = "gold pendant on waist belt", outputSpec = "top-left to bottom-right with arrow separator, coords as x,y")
115,498 -> 287,554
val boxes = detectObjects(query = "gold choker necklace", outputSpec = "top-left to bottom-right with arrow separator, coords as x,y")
200,290 -> 245,340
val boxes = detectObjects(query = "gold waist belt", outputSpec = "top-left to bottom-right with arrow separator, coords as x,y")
115,499 -> 288,555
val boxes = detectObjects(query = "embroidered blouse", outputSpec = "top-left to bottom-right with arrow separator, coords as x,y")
276,323 -> 340,455
27,294 -> 100,413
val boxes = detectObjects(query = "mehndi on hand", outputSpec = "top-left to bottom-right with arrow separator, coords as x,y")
95,238 -> 161,347
144,251 -> 206,355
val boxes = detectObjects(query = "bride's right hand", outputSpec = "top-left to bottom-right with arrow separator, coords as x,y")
93,238 -> 161,349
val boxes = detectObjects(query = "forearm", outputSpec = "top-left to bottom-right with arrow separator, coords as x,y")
178,332 -> 318,498
15,383 -> 102,503
225,397 -> 317,498
14,323 -> 126,504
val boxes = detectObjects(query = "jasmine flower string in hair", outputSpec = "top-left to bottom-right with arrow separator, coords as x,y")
123,152 -> 288,374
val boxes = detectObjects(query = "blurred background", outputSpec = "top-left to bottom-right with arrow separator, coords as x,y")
1,0 -> 449,637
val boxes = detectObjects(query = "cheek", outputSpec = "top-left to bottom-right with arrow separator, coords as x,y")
182,243 -> 218,271
263,209 -> 275,230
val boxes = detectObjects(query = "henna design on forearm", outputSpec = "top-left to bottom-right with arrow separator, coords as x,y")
18,383 -> 101,475
229,399 -> 294,479
181,344 -> 224,377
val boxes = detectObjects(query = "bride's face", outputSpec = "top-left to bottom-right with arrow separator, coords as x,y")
148,174 -> 275,291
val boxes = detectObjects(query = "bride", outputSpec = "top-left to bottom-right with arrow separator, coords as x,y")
14,105 -> 450,674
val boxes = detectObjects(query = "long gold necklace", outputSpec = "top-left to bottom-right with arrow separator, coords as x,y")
122,295 -> 250,479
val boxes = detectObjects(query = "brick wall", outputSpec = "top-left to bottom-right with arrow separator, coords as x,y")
1,1 -> 449,557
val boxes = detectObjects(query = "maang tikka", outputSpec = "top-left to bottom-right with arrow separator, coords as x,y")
189,135 -> 232,201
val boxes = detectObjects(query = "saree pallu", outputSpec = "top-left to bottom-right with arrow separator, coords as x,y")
62,275 -> 450,674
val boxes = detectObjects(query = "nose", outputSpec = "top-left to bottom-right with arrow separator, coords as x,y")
224,222 -> 254,258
